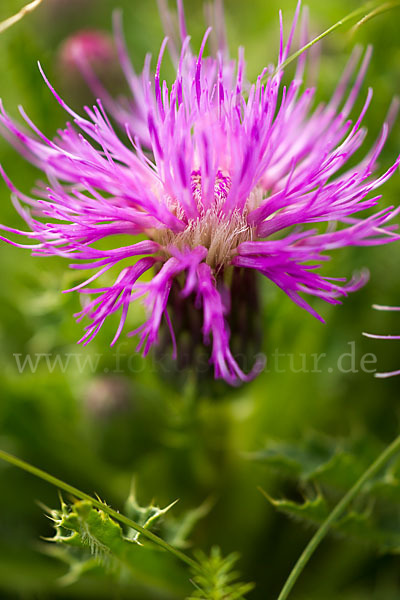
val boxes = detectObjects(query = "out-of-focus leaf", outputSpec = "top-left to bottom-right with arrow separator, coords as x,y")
250,434 -> 339,480
262,490 -> 400,554
256,434 -> 400,554
250,432 -> 399,491
40,543 -> 100,586
164,497 -> 214,550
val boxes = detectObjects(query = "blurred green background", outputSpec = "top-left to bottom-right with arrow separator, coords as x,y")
0,0 -> 400,598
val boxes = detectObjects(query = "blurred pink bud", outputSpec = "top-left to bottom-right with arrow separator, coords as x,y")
84,375 -> 132,420
59,30 -> 116,74
57,29 -> 123,105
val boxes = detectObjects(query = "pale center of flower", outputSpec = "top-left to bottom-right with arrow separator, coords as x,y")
152,171 -> 259,271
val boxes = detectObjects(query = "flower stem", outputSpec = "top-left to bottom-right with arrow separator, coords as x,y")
275,1 -> 400,76
276,433 -> 400,600
0,448 -> 197,570
0,0 -> 43,34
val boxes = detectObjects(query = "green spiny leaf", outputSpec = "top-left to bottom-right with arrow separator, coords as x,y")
188,547 -> 254,600
45,498 -> 190,595
124,479 -> 211,550
262,491 -> 329,525
256,434 -> 400,554
261,489 -> 400,554
124,479 -> 179,544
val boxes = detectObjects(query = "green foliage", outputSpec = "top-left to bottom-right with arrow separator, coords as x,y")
251,433 -> 376,487
44,497 -> 190,595
123,481 -> 180,544
256,433 -> 400,554
188,547 -> 254,600
124,481 -> 213,549
165,499 -> 214,551
42,495 -> 253,599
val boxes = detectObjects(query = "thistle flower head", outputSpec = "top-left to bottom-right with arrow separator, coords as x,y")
1,1 -> 399,385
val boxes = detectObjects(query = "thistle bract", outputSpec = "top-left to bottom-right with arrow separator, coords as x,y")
1,1 -> 399,385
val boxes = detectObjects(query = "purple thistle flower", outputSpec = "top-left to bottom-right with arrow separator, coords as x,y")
1,1 -> 400,385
